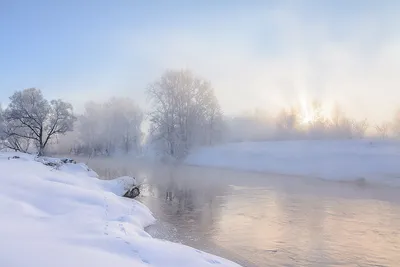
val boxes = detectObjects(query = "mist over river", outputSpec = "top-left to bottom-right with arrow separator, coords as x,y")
78,156 -> 400,267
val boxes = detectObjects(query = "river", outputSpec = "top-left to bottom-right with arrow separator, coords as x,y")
77,156 -> 400,267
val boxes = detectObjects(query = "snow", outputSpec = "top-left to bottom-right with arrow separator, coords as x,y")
185,139 -> 400,186
0,152 -> 241,267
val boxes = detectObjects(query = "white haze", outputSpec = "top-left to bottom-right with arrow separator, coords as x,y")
132,13 -> 400,124
2,3 -> 400,154
45,3 -> 400,126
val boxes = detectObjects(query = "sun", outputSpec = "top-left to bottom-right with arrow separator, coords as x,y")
299,96 -> 316,124
298,95 -> 332,125
301,114 -> 315,125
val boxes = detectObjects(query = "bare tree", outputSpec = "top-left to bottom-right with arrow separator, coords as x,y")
375,122 -> 391,139
0,105 -> 3,136
328,104 -> 353,139
104,97 -> 143,154
147,69 -> 222,158
2,122 -> 33,152
351,118 -> 369,139
205,98 -> 224,145
392,110 -> 400,138
78,102 -> 105,155
275,107 -> 301,139
76,97 -> 143,156
0,105 -> 5,149
306,101 -> 330,139
3,88 -> 76,155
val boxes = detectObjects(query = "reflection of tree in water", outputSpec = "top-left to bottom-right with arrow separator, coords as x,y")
150,166 -> 230,239
165,175 -> 201,213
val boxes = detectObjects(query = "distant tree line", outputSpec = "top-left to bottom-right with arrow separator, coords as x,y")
225,102 -> 399,142
1,69 -> 400,157
49,69 -> 223,158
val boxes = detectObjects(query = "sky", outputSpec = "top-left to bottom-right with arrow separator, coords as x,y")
1,0 -> 400,123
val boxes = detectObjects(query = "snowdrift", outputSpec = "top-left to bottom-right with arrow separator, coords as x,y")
185,139 -> 400,186
0,152 -> 240,267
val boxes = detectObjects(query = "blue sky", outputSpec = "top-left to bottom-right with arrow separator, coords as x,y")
1,1 -> 399,122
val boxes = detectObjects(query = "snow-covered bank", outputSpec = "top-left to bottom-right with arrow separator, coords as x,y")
0,152 -> 240,267
185,139 -> 400,186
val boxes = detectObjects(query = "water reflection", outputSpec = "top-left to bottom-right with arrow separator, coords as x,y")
213,186 -> 400,266
142,166 -> 228,240
77,156 -> 400,267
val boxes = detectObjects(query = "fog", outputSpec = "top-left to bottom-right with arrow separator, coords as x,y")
2,2 -> 400,126
68,155 -> 400,267
2,2 -> 400,154
2,3 -> 400,267
2,74 -> 399,158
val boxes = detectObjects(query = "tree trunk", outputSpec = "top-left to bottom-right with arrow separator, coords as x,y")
38,146 -> 44,156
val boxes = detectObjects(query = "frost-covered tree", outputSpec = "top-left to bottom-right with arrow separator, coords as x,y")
2,102 -> 30,152
392,110 -> 400,138
147,69 -> 223,158
0,105 -> 3,136
77,97 -> 143,155
46,120 -> 81,155
104,97 -> 143,153
351,118 -> 369,139
275,107 -> 301,139
0,105 -> 5,149
375,122 -> 391,139
2,122 -> 33,153
3,88 -> 76,155
78,101 -> 104,154
306,101 -> 330,139
327,104 -> 353,139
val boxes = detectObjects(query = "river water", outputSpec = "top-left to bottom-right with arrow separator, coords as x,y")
80,157 -> 400,267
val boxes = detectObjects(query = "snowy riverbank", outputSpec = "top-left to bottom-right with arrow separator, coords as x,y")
185,139 -> 400,186
0,152 -> 241,267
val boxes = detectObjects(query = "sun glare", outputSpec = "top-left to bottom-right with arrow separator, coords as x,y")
301,114 -> 315,124
299,95 -> 314,125
298,96 -> 332,125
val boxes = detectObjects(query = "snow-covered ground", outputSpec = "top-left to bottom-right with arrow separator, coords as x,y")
185,139 -> 400,186
0,152 -> 241,267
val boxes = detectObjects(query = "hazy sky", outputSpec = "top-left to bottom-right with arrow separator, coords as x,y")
1,1 -> 399,122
